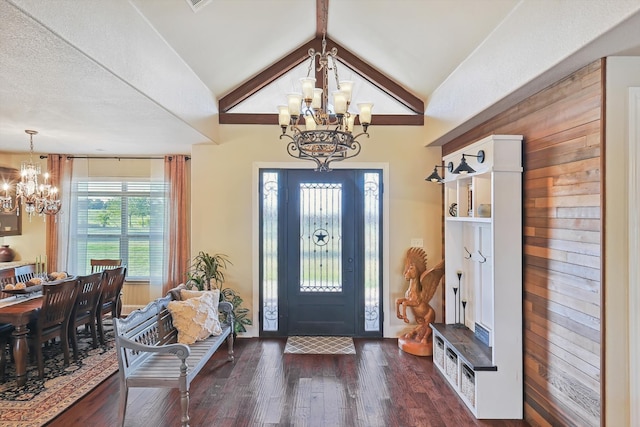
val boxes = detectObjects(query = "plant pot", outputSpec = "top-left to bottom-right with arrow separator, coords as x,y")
0,245 -> 15,262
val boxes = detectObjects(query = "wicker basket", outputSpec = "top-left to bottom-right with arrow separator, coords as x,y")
434,337 -> 444,368
461,364 -> 476,407
445,348 -> 458,385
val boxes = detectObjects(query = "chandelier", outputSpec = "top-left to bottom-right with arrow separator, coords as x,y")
278,32 -> 373,172
1,130 -> 61,219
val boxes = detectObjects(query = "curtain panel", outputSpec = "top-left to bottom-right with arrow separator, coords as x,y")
163,155 -> 190,295
46,154 -> 73,273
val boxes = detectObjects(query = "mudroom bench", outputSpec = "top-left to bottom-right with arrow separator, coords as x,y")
114,293 -> 234,427
430,323 -> 501,418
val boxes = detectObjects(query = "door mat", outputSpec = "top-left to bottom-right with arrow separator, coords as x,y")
284,336 -> 356,355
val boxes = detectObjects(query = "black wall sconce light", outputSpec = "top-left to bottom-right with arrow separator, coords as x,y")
448,150 -> 485,174
425,164 -> 446,183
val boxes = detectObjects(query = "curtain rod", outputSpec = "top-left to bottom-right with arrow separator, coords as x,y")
39,155 -> 191,160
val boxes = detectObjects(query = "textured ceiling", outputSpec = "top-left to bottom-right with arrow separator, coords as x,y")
0,0 -> 639,156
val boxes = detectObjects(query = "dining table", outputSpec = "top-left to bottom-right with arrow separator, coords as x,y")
0,293 -> 43,387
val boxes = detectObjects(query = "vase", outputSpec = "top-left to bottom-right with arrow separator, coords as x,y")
0,245 -> 15,262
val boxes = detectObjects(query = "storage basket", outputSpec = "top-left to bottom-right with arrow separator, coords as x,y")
461,363 -> 476,407
434,336 -> 444,368
445,348 -> 458,385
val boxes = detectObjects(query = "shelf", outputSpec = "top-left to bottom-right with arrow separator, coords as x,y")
439,134 -> 523,419
446,217 -> 491,223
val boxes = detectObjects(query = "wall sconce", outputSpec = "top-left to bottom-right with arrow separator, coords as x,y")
425,165 -> 446,183
448,150 -> 485,174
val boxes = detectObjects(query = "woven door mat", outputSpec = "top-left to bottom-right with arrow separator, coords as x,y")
284,336 -> 356,355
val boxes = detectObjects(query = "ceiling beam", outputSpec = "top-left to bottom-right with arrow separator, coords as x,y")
316,0 -> 328,38
326,36 -> 424,115
219,32 -> 425,120
219,38 -> 322,113
218,113 -> 423,126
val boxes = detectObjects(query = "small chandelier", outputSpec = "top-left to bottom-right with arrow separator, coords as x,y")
278,32 -> 373,172
1,130 -> 61,219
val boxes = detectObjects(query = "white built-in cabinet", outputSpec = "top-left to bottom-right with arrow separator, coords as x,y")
431,134 -> 523,419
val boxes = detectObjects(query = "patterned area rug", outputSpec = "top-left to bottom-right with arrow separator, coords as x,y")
0,324 -> 118,426
284,336 -> 356,355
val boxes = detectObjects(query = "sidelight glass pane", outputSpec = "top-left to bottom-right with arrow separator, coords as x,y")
299,182 -> 342,292
262,172 -> 279,331
364,172 -> 380,331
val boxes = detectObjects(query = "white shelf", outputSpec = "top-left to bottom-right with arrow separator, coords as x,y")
433,134 -> 523,419
445,217 -> 492,224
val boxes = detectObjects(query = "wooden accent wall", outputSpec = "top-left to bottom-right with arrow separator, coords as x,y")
442,60 -> 603,427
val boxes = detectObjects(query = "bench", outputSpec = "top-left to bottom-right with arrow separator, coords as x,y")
114,293 -> 234,427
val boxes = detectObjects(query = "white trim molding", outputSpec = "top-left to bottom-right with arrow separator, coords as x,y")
629,87 -> 640,427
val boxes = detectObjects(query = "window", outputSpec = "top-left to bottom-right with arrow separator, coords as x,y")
70,180 -> 166,281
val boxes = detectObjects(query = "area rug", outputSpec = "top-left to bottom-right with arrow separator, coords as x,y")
284,336 -> 356,355
0,325 -> 118,426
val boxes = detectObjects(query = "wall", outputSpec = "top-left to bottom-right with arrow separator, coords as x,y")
442,61 -> 603,426
190,124 -> 443,338
604,56 -> 640,427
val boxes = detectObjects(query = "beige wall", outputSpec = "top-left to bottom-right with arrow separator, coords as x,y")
191,124 -> 443,337
605,56 -> 640,426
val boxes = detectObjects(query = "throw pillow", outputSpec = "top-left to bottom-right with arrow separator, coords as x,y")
167,292 -> 222,344
181,288 -> 220,312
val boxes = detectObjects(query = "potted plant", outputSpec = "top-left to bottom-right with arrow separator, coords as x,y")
187,252 -> 231,291
220,287 -> 252,335
185,252 -> 252,335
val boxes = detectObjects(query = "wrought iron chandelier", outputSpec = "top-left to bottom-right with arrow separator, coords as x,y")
1,130 -> 61,219
278,30 -> 373,172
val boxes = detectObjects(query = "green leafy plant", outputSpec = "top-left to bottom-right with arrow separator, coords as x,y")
187,252 -> 231,291
220,287 -> 252,334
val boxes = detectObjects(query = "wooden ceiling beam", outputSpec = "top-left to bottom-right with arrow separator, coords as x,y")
219,0 -> 426,122
218,113 -> 423,126
316,0 -> 328,38
326,36 -> 424,115
218,38 -> 322,113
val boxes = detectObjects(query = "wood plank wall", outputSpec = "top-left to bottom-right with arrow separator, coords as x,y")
442,60 -> 603,427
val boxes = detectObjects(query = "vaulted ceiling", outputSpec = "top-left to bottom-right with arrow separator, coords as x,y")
1,0 -> 639,156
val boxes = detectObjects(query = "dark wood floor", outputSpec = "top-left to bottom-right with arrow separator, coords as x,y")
46,338 -> 529,427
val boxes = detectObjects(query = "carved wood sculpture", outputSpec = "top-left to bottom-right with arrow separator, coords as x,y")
395,247 -> 445,356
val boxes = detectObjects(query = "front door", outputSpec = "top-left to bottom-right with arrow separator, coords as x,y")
286,169 -> 356,336
259,169 -> 383,337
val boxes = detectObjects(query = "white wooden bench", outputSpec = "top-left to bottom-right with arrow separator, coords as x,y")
113,294 -> 234,427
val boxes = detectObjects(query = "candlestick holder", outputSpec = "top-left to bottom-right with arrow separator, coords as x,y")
454,271 -> 465,328
452,287 -> 458,324
461,300 -> 467,327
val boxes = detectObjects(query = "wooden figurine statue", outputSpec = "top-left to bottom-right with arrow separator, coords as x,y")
395,248 -> 445,356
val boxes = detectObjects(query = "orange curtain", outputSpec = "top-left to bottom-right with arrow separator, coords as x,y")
163,155 -> 190,295
45,155 -> 73,273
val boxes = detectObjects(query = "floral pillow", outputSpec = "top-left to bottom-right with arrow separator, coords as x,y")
167,292 -> 222,344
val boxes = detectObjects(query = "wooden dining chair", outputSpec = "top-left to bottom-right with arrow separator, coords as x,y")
90,259 -> 122,274
69,272 -> 103,360
96,266 -> 126,345
27,277 -> 78,378
0,268 -> 16,298
15,264 -> 36,283
0,323 -> 14,382
0,269 -> 17,379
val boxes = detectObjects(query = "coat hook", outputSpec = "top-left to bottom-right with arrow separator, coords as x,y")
464,247 -> 472,259
477,250 -> 487,263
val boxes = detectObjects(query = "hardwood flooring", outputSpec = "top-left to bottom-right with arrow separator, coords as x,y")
46,338 -> 529,427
